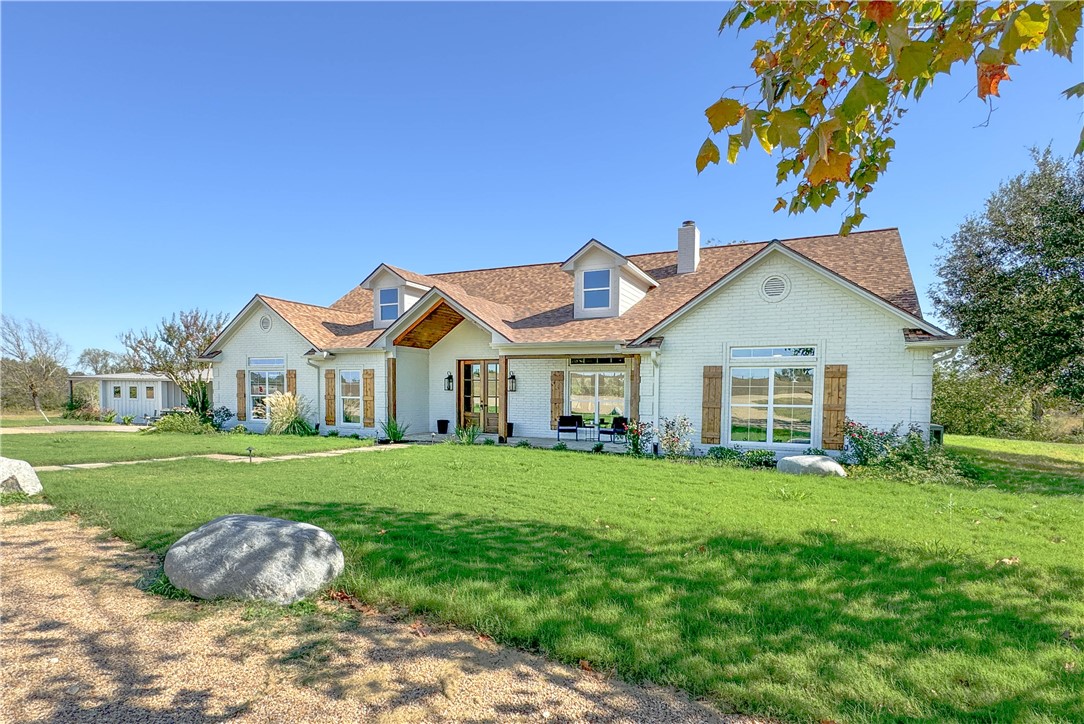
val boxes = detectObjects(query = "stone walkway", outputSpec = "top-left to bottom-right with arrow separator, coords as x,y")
0,425 -> 143,435
34,444 -> 407,472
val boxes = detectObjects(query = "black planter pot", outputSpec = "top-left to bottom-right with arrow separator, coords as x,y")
436,419 -> 450,434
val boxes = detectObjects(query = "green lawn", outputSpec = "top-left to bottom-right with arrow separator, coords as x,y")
946,434 -> 1084,496
28,442 -> 1084,723
0,432 -> 373,465
0,410 -> 113,428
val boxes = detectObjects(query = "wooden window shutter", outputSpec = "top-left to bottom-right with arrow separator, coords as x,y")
286,369 -> 297,395
628,356 -> 641,422
550,370 -> 564,429
235,370 -> 247,422
324,369 -> 336,426
363,369 -> 375,428
822,364 -> 848,450
701,365 -> 722,444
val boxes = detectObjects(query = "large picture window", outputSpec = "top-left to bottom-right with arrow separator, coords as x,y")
340,370 -> 361,424
582,269 -> 611,310
569,370 -> 625,426
729,346 -> 815,445
248,357 -> 285,420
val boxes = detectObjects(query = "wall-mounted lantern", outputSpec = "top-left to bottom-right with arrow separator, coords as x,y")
444,372 -> 454,391
508,372 -> 517,392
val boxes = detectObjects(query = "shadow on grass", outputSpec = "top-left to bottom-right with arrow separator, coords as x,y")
948,446 -> 1084,497
250,500 -> 1084,723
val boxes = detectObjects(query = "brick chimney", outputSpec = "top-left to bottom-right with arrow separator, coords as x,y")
678,220 -> 700,273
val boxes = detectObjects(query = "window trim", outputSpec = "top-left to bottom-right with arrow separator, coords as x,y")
339,369 -> 362,426
724,343 -> 821,449
146,386 -> 155,400
581,268 -> 612,310
112,385 -> 121,399
378,288 -> 400,322
567,366 -> 628,427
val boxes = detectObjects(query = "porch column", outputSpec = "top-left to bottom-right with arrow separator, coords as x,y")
629,355 -> 641,422
386,357 -> 397,422
498,355 -> 508,441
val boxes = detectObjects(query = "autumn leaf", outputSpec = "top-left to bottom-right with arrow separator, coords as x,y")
1000,4 -> 1050,54
696,137 -> 720,173
727,134 -> 742,164
705,98 -> 745,133
977,63 -> 1011,99
895,40 -> 935,82
1046,1 -> 1083,59
807,150 -> 854,185
862,0 -> 896,25
839,74 -> 889,121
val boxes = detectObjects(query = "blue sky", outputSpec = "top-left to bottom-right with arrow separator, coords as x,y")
3,2 -> 1081,360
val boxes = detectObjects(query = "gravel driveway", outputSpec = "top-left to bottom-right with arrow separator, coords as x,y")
1,503 -> 766,723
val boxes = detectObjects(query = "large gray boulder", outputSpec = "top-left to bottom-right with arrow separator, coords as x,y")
777,454 -> 847,478
164,514 -> 344,605
1,457 -> 43,495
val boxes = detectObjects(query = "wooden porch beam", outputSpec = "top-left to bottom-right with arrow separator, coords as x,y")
497,355 -> 508,442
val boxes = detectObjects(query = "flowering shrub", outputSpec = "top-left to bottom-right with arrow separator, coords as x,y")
657,415 -> 694,458
625,419 -> 654,457
841,418 -> 899,465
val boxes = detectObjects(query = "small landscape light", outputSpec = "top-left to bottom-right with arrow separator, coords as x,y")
247,446 -> 254,463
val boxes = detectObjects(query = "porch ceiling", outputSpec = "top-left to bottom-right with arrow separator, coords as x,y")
394,301 -> 465,349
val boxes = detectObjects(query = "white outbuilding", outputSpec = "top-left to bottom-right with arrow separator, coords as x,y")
69,372 -> 211,422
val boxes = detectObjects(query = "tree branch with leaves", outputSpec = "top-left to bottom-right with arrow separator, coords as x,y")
119,309 -> 229,417
698,1 -> 1083,235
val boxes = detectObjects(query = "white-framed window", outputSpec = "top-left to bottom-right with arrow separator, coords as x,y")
129,385 -> 138,399
728,346 -> 816,446
569,368 -> 626,427
340,370 -> 361,424
378,288 -> 399,322
582,269 -> 611,310
112,385 -> 121,399
146,386 -> 155,399
248,357 -> 285,420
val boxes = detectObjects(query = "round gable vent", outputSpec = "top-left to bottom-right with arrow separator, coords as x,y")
260,315 -> 272,332
760,274 -> 790,302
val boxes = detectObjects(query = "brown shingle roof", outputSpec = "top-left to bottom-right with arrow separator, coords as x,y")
271,227 -> 925,350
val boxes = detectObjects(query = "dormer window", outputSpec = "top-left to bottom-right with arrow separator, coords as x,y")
378,288 -> 399,322
582,270 -> 611,309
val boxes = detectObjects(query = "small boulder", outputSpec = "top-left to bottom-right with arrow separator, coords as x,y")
164,514 -> 344,605
777,454 -> 847,478
1,457 -> 43,495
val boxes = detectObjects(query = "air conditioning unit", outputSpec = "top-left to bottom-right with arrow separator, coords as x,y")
929,424 -> 945,446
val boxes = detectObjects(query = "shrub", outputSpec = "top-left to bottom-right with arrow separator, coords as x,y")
805,447 -> 827,456
453,425 -> 481,445
657,415 -> 694,458
706,446 -> 743,462
121,415 -> 135,425
740,449 -> 777,469
483,437 -> 496,446
62,404 -> 104,421
592,442 -> 604,453
379,417 -> 411,443
210,406 -> 234,430
146,412 -> 215,435
324,429 -> 339,437
185,381 -> 212,421
514,439 -> 532,448
841,419 -> 898,466
101,409 -> 117,423
552,441 -> 568,451
841,418 -> 967,485
264,392 -> 316,436
625,419 -> 654,457
230,424 -> 249,435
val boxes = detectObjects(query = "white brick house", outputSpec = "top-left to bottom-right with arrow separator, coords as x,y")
200,224 -> 961,454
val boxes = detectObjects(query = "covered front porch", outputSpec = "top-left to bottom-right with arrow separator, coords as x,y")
401,431 -> 629,453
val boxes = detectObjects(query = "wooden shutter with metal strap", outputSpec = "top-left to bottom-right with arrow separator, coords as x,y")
363,369 -> 375,427
701,365 -> 722,444
324,369 -> 336,426
822,364 -> 848,450
628,355 -> 641,422
550,370 -> 564,429
386,358 -> 397,421
236,370 -> 247,422
286,369 -> 296,395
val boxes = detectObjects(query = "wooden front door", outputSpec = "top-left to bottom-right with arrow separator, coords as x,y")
459,360 -> 500,433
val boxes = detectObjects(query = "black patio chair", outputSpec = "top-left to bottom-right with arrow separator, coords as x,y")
557,415 -> 583,441
600,416 -> 628,443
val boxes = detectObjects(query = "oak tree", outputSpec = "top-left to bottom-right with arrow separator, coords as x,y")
0,316 -> 71,415
698,1 -> 1084,234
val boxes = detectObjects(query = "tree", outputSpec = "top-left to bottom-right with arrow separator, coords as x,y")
76,347 -> 126,375
931,148 -> 1084,408
698,1 -> 1083,234
119,309 -> 229,417
0,316 -> 71,415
